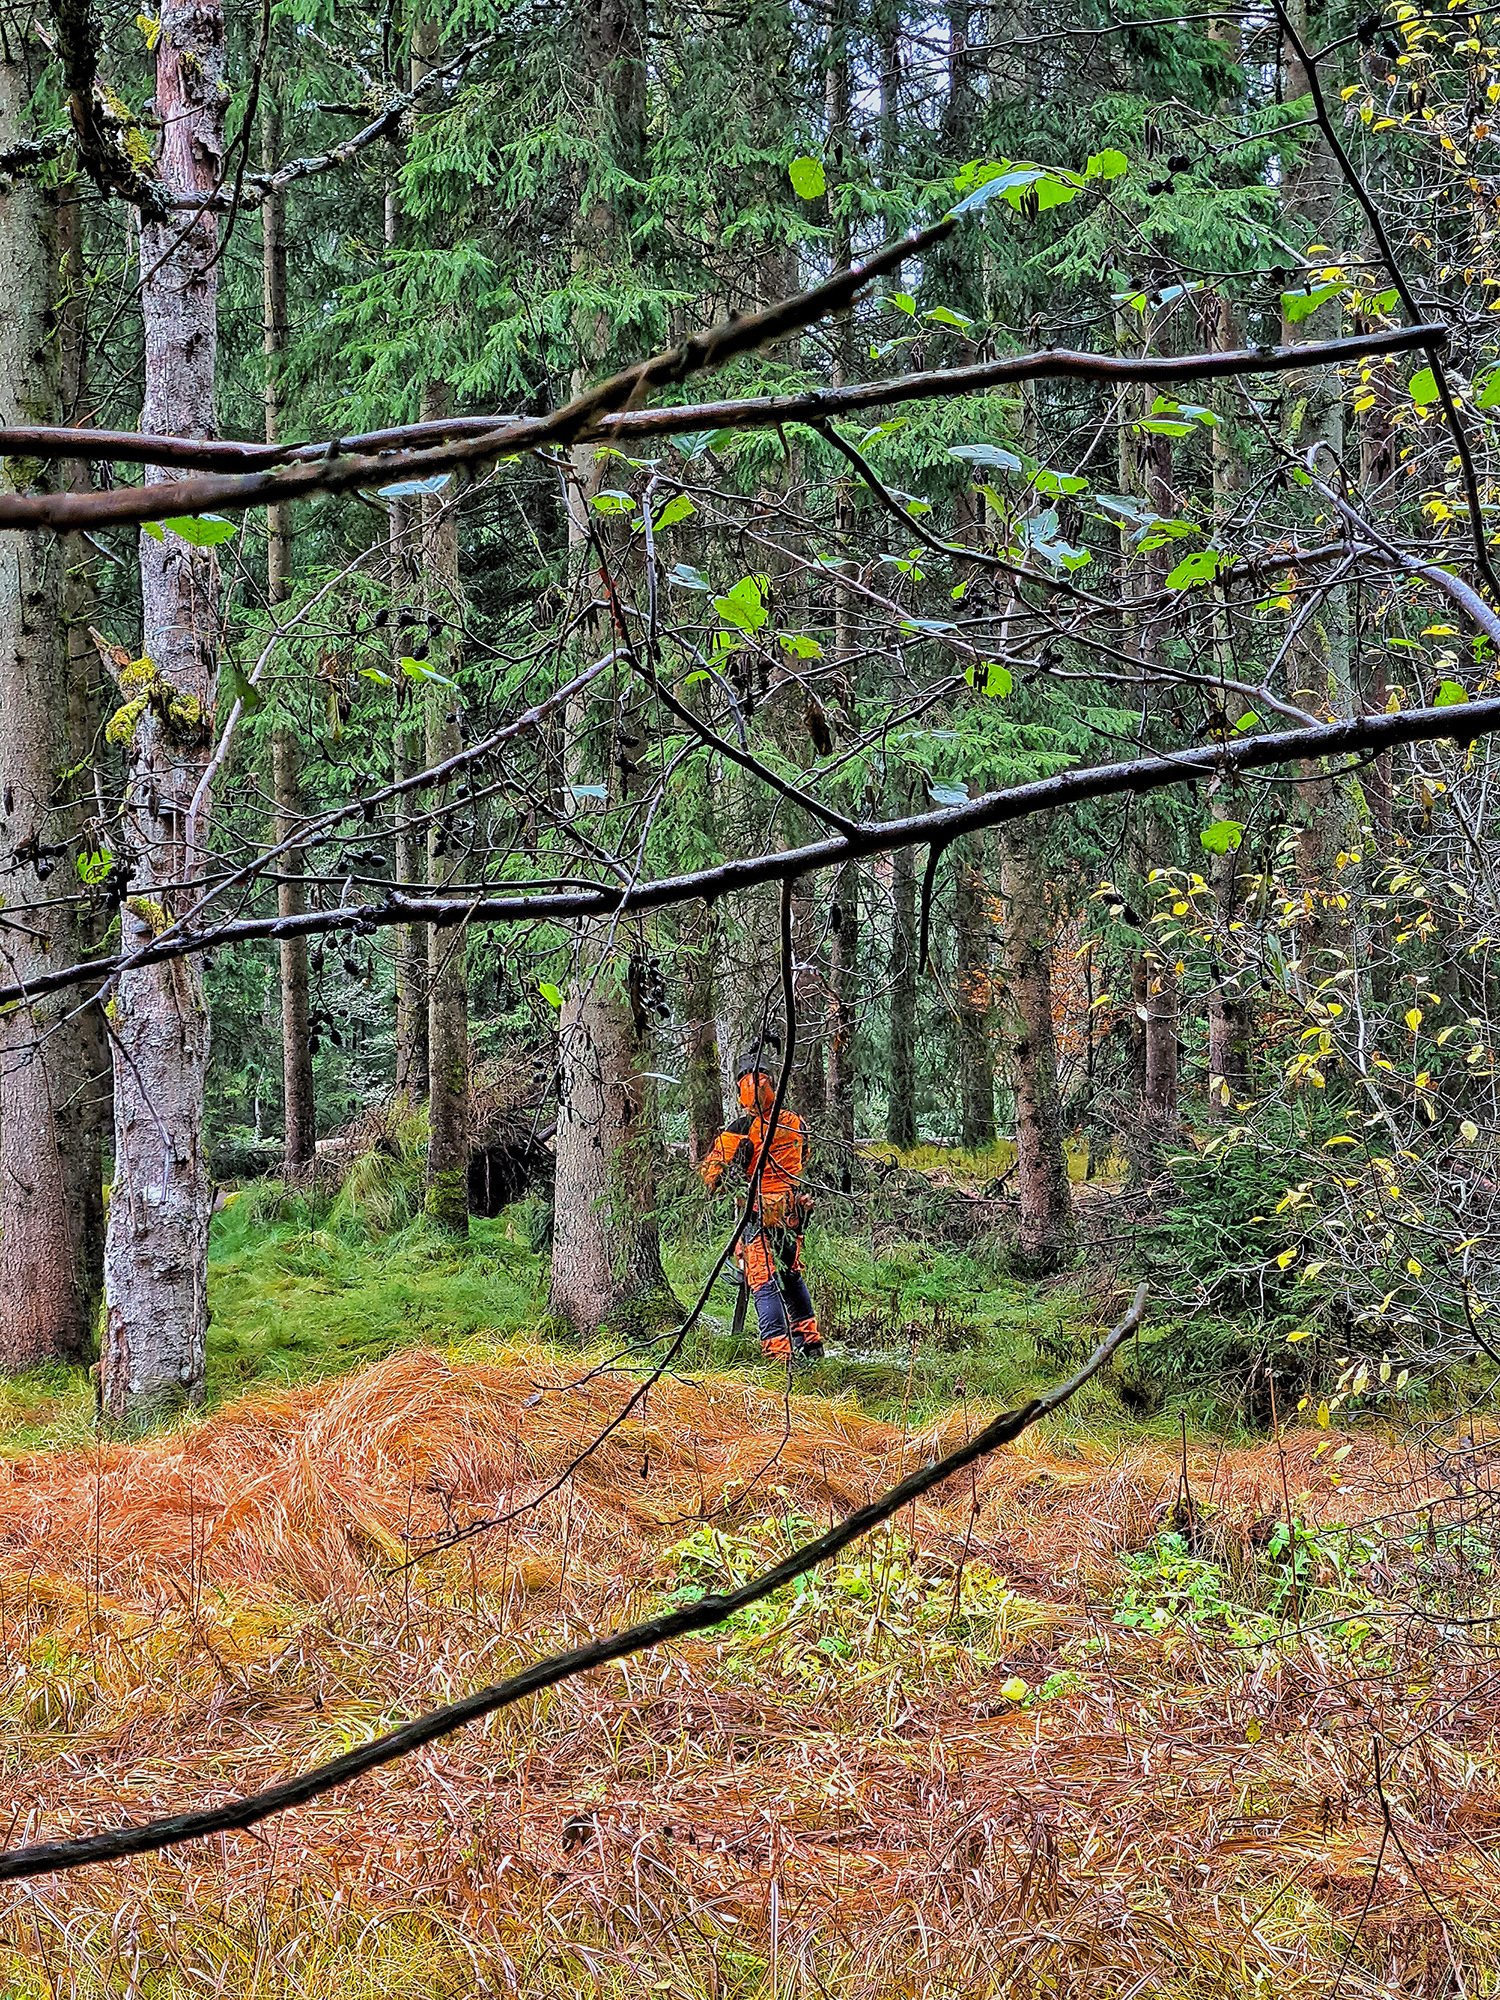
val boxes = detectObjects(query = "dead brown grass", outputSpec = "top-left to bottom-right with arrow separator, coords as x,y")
0,1346 -> 1494,1998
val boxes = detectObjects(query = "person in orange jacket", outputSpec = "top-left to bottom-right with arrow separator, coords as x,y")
699,1048 -> 824,1364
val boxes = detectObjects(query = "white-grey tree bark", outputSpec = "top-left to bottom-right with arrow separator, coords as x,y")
100,0 -> 226,1422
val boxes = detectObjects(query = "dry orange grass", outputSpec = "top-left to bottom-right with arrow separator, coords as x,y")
0,1346 -> 1494,1998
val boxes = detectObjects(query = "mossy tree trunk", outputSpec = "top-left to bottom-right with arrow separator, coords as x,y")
101,0 -> 226,1423
263,80 -> 315,1175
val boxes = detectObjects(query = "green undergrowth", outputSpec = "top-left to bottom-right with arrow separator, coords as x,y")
0,1179 -> 1239,1459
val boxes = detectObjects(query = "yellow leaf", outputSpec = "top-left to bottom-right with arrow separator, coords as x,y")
1276,1247 -> 1299,1269
1406,1007 -> 1423,1031
1461,1119 -> 1479,1143
1286,1328 -> 1313,1342
1000,1676 -> 1028,1702
1407,1258 -> 1423,1277
1333,1443 -> 1353,1462
1316,1401 -> 1331,1428
1245,1717 -> 1263,1743
1324,1135 -> 1358,1146
1301,1260 -> 1326,1282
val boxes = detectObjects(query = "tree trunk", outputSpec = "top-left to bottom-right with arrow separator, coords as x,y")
887,842 -> 918,1146
549,0 -> 676,1333
101,0 -> 226,1424
955,833 -> 996,1148
998,816 -> 1074,1272
391,493 -> 429,1097
420,376 -> 470,1234
681,904 -> 723,1166
825,862 -> 859,1177
0,54 -> 98,1368
263,83 -> 315,1174
58,171 -> 111,1342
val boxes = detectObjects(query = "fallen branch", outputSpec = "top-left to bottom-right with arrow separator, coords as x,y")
0,1282 -> 1147,1880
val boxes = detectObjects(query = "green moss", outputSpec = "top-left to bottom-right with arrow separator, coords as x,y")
104,694 -> 148,747
425,1166 -> 470,1233
124,896 -> 169,936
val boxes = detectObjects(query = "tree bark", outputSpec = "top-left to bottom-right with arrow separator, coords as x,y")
391,493 -> 428,1098
825,862 -> 859,1176
998,817 -> 1074,1272
0,42 -> 98,1367
420,375 -> 470,1235
955,833 -> 996,1148
681,904 -> 723,1166
58,170 -> 110,1343
548,0 -> 674,1334
263,82 -> 315,1174
887,841 -> 918,1146
101,0 -> 226,1423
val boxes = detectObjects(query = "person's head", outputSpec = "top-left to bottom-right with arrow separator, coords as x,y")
736,1066 -> 775,1114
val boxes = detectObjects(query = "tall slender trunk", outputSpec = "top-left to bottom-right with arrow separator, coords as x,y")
59,172 -> 110,1338
825,864 -> 859,1171
549,0 -> 674,1333
0,40 -> 98,1367
391,492 -> 428,1096
263,82 -> 315,1174
955,833 -> 996,1148
682,904 -> 723,1166
887,843 -> 918,1146
999,816 -> 1073,1272
420,376 -> 470,1234
101,0 -> 226,1423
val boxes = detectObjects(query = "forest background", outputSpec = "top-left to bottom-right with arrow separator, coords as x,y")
0,0 -> 1499,1987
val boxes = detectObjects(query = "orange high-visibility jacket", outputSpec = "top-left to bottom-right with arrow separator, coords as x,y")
699,1109 -> 807,1201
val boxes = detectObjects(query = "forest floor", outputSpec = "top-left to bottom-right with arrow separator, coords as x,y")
0,1178 -> 1495,1996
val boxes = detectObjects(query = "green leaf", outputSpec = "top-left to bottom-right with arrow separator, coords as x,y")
1409,366 -> 1440,407
1475,366 -> 1500,410
948,442 -> 1022,474
983,662 -> 1013,698
1085,147 -> 1128,180
1434,679 -> 1468,706
713,575 -> 768,634
1200,819 -> 1245,854
924,305 -> 973,329
1281,281 -> 1344,324
949,159 -> 1083,216
651,493 -> 695,531
1234,710 -> 1259,732
668,562 -> 711,590
788,155 -> 826,199
929,781 -> 970,806
400,655 -> 457,688
1166,549 -> 1227,589
778,632 -> 824,659
888,292 -> 916,316
591,489 -> 636,516
145,512 -> 238,547
539,982 -> 564,1010
360,667 -> 392,685
1136,417 -> 1194,437
75,847 -> 112,886
1032,467 -> 1089,497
